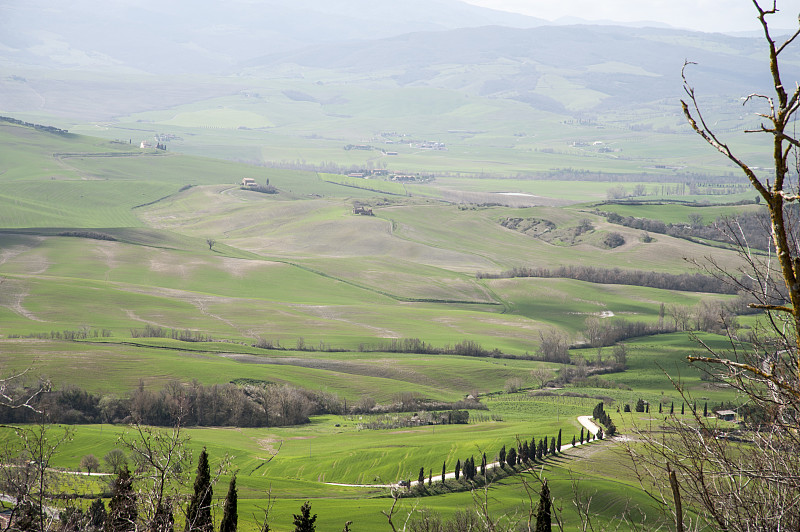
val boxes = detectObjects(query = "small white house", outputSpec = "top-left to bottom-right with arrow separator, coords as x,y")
241,178 -> 257,187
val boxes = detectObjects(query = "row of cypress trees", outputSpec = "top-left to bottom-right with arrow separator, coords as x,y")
83,448 -> 238,532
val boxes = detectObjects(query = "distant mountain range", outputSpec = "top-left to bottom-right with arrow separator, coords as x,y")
243,24 -> 800,112
0,0 -> 546,73
2,0 -> 799,118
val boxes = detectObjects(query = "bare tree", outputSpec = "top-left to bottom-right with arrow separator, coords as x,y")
0,369 -> 50,421
80,454 -> 101,474
530,368 -> 555,389
206,238 -> 216,251
118,420 -> 191,531
628,2 -> 800,530
0,420 -> 72,532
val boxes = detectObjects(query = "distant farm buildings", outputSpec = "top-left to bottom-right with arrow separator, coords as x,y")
353,205 -> 374,216
241,178 -> 257,187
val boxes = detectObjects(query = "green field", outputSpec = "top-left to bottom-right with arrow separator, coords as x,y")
0,112 -> 755,530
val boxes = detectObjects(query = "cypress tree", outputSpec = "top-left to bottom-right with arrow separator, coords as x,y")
659,402 -> 663,414
670,402 -> 674,415
418,467 -> 425,485
441,461 -> 446,483
455,459 -> 461,480
543,436 -> 548,456
534,479 -> 552,532
498,445 -> 506,467
571,435 -> 576,448
428,470 -> 432,486
549,437 -> 556,455
681,403 -> 685,415
580,428 -> 584,444
219,475 -> 238,532
507,447 -> 517,467
556,429 -> 562,453
292,501 -> 316,532
186,448 -> 213,532
481,453 -> 487,476
106,467 -> 137,532
89,497 -> 107,531
704,402 -> 708,417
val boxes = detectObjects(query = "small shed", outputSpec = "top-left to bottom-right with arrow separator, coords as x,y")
715,410 -> 736,422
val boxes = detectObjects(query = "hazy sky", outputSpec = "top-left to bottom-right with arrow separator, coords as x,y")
462,0 -> 799,33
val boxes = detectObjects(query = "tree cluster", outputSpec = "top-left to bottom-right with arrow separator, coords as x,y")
477,264 -> 739,294
592,402 -> 616,437
601,209 -> 773,252
0,380 -> 326,428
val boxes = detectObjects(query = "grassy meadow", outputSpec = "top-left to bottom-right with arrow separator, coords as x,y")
0,112 -> 756,530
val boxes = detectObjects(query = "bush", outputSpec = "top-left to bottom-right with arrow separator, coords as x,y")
603,232 -> 626,248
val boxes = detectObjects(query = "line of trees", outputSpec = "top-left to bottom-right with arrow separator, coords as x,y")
592,402 -> 615,437
0,115 -> 69,135
600,209 -> 772,251
477,264 -> 740,294
0,380 -> 320,428
411,430 -> 572,498
0,380 -> 487,428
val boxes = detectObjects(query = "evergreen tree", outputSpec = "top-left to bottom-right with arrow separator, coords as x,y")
455,459 -> 461,480
292,501 -> 317,532
659,402 -> 663,414
441,461 -> 446,483
219,475 -> 238,532
88,497 -> 107,531
543,436 -> 548,456
556,429 -> 562,453
704,402 -> 708,417
498,445 -> 506,467
481,453 -> 487,476
635,398 -> 645,412
681,403 -> 685,415
418,467 -> 425,485
580,428 -> 584,444
521,440 -> 529,462
571,435 -> 576,448
646,403 -> 650,414
106,467 -> 137,532
549,436 -> 556,455
428,470 -> 432,486
535,480 -> 552,532
670,402 -> 674,415
185,448 -> 213,532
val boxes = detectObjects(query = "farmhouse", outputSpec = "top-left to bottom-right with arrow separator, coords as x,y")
241,178 -> 257,187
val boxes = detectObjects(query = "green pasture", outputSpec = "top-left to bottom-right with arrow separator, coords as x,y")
596,202 -> 764,224
0,114 -> 763,530
1,395 -> 675,531
88,75 -> 764,180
